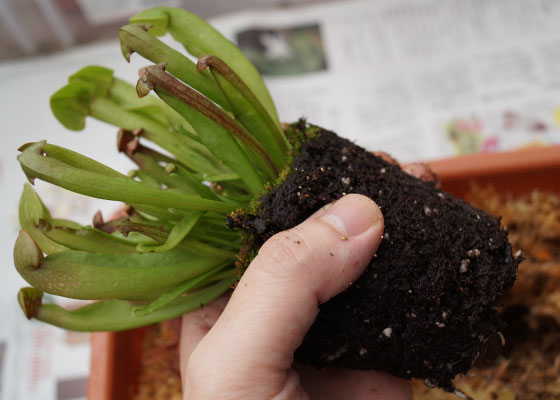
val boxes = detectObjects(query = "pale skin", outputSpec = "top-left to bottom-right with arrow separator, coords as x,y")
179,162 -> 431,400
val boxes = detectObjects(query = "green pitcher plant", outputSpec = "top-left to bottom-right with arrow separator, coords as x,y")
15,7 -> 292,331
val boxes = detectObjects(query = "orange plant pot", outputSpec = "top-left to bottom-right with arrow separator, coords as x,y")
88,145 -> 560,400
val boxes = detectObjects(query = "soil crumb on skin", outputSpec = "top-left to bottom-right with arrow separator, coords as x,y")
229,121 -> 519,391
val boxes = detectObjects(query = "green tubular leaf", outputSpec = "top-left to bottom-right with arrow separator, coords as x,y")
139,65 -> 278,179
116,219 -> 169,241
69,65 -> 113,96
136,211 -> 203,253
212,183 -> 253,203
118,24 -> 230,109
18,287 -> 44,319
49,218 -> 82,229
118,220 -> 236,259
130,169 -> 161,188
130,204 -> 183,222
42,142 -> 124,177
175,239 -> 237,260
177,169 -> 224,202
70,66 -> 214,160
121,218 -> 237,259
94,215 -> 142,232
112,79 -> 196,134
201,212 -> 232,227
156,89 -> 266,196
118,130 -> 192,172
95,218 -> 163,246
14,230 -> 44,270
111,80 -> 219,164
197,172 -> 239,182
159,162 -> 231,203
22,277 -> 235,331
18,141 -> 237,214
198,55 -> 290,168
38,219 -> 138,254
124,148 -> 197,194
175,124 -> 202,144
18,184 -> 68,254
198,268 -> 239,286
121,137 -> 226,201
123,143 -> 234,204
133,262 -> 231,316
208,70 -> 288,169
50,77 -> 222,174
50,81 -> 95,130
70,65 -> 185,127
189,233 -> 240,251
67,66 -> 224,170
119,232 -> 159,246
14,230 -> 228,301
168,126 -> 230,175
128,9 -> 169,36
129,7 -> 280,127
137,65 -> 271,194
193,221 -> 239,238
90,96 -> 222,174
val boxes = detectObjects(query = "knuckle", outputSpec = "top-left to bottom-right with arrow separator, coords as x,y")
255,227 -> 319,279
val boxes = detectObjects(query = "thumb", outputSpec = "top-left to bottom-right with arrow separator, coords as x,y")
186,194 -> 383,380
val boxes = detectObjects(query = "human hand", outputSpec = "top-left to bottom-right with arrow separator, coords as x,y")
179,193 -> 412,400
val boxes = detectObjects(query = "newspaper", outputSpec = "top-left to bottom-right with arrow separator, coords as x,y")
213,0 -> 560,161
1,0 -> 560,399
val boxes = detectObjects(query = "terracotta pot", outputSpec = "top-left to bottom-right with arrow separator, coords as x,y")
88,145 -> 560,400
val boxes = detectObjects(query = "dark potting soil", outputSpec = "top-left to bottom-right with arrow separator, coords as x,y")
228,120 -> 519,392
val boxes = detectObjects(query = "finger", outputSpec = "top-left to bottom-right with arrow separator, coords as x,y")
371,149 -> 438,183
372,151 -> 398,164
401,162 -> 439,183
295,364 -> 412,400
179,294 -> 229,379
186,194 -> 383,394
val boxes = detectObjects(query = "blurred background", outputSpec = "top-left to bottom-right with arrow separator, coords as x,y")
0,0 -> 342,60
1,0 -> 560,399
